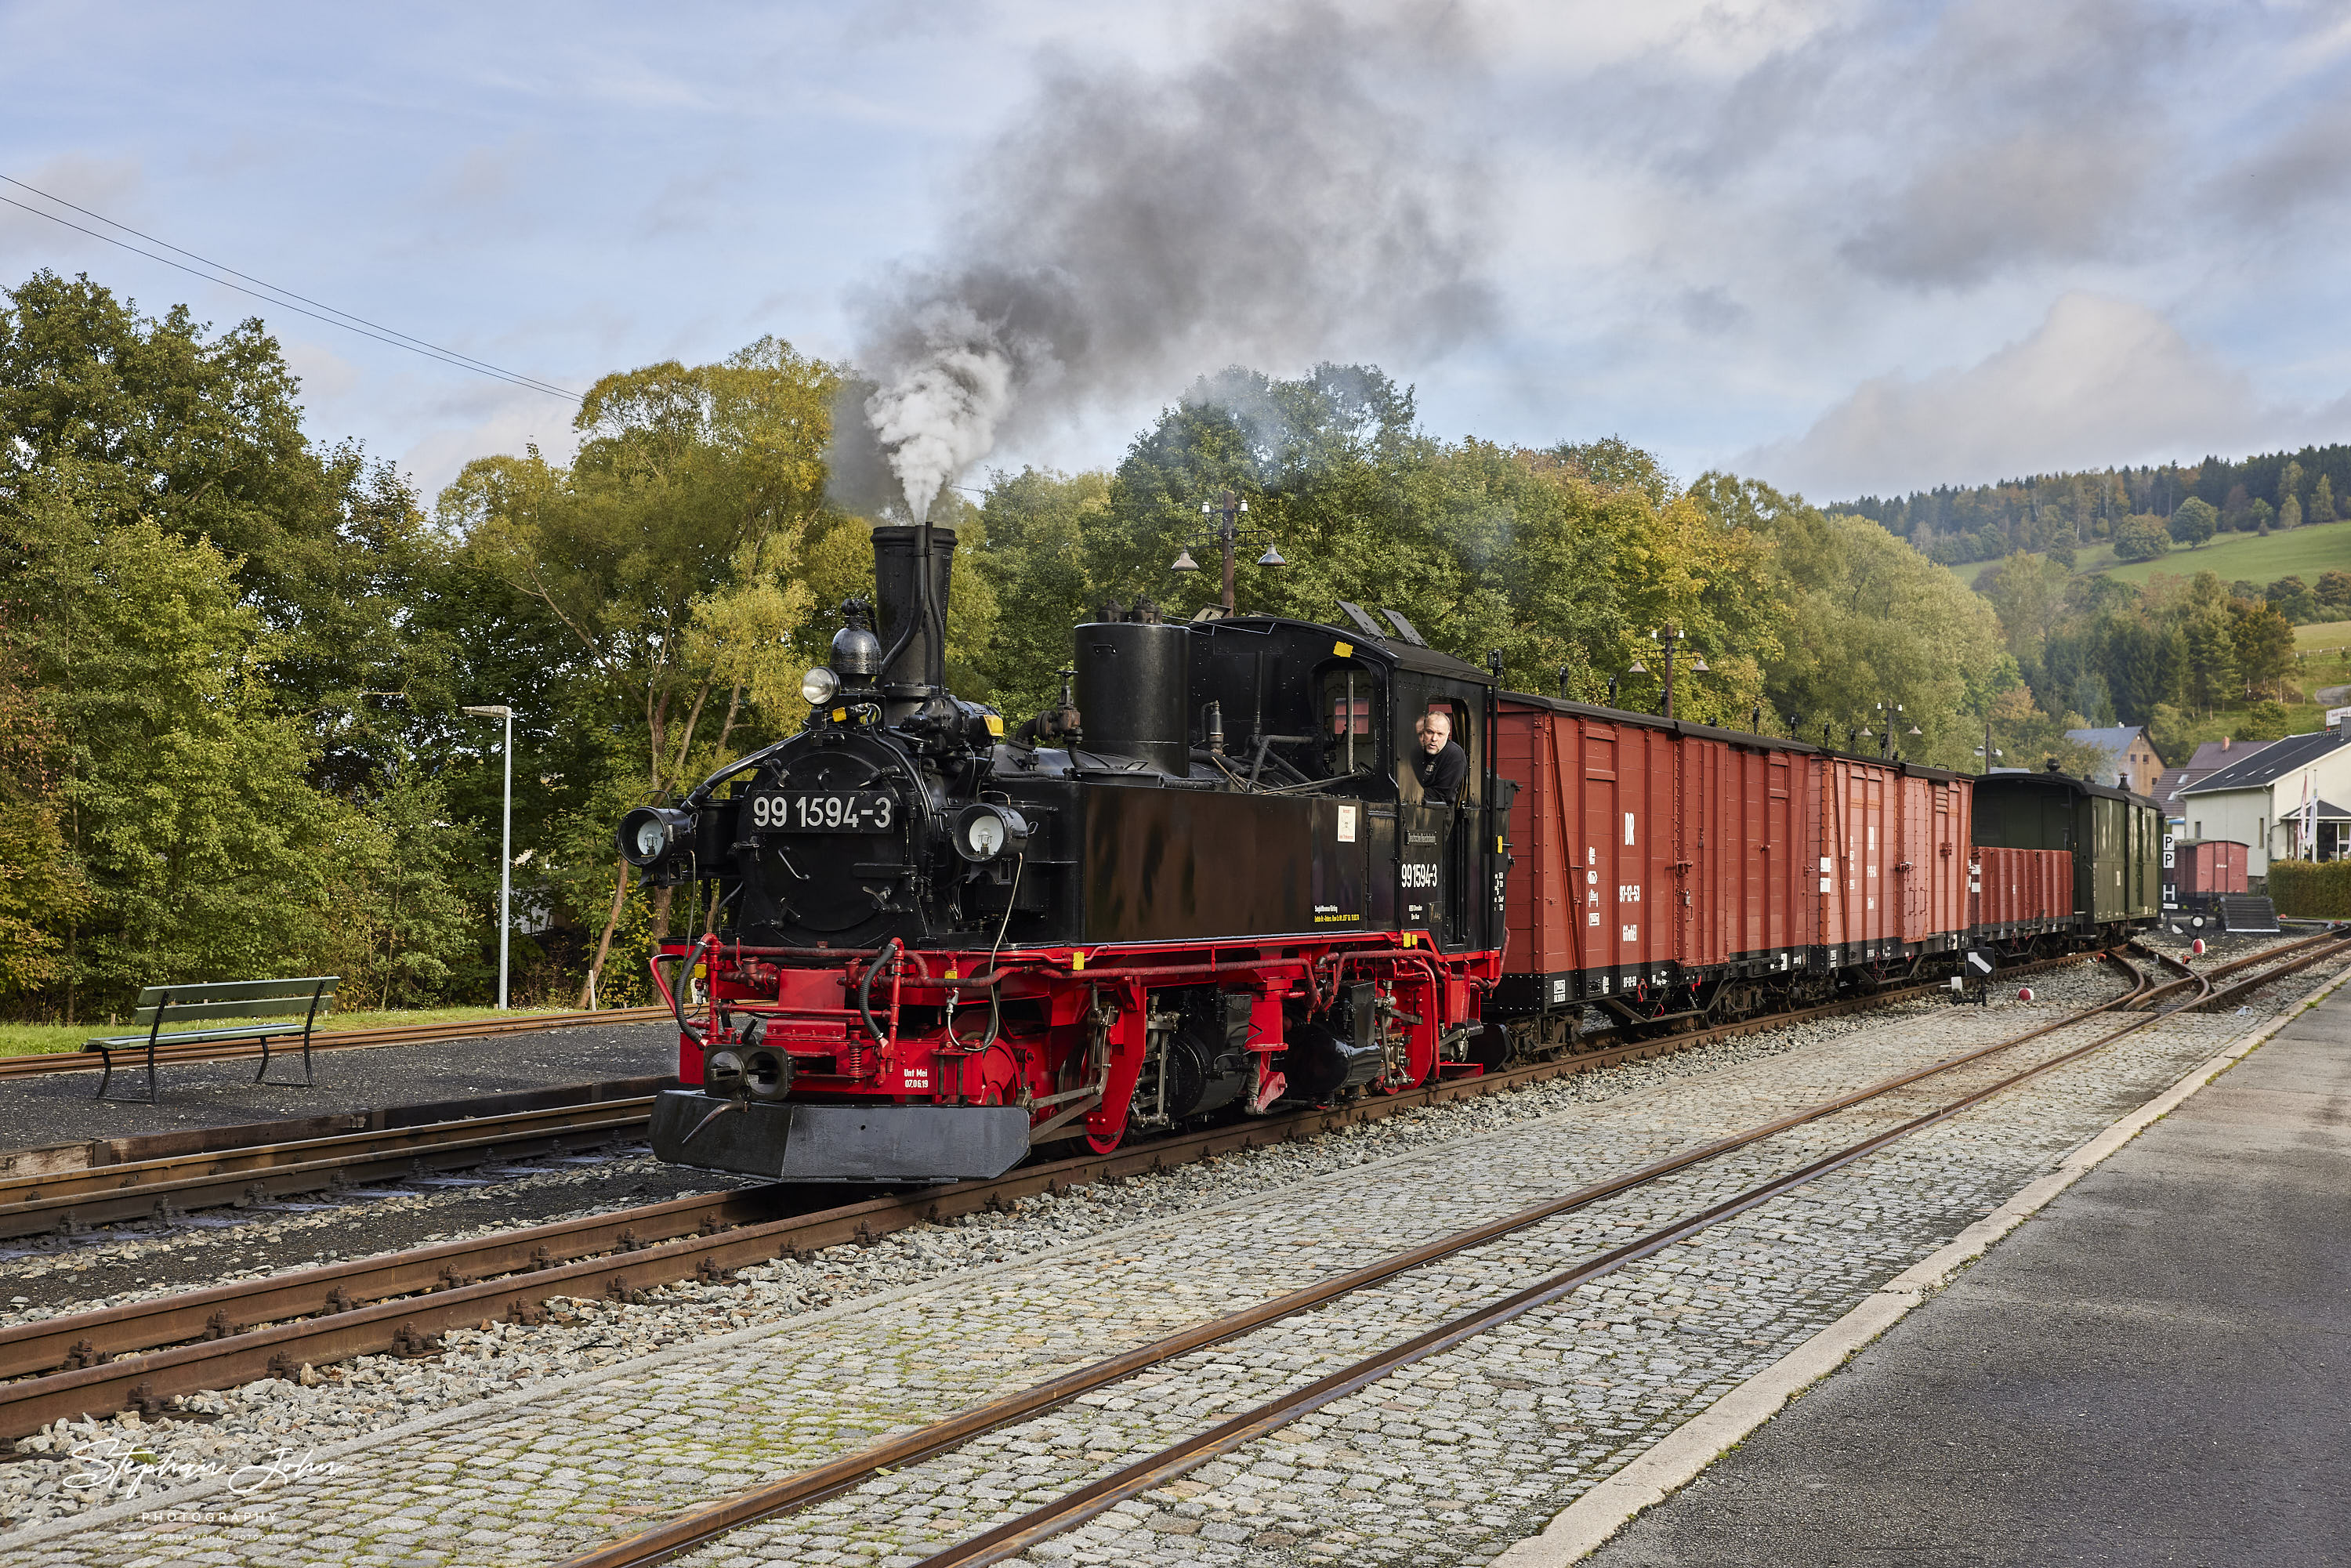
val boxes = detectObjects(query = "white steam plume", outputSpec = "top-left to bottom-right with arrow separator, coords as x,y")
839,2 -> 1495,522
862,304 -> 1020,525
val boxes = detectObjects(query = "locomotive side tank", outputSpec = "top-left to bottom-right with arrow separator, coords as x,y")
624,524 -> 1516,1185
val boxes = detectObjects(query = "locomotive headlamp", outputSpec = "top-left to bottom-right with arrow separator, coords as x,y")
801,666 -> 842,706
617,806 -> 694,868
952,802 -> 1031,863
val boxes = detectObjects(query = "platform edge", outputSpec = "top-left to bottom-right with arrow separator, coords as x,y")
1492,964 -> 2351,1567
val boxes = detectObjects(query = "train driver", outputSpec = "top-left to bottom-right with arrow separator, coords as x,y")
1413,708 -> 1468,806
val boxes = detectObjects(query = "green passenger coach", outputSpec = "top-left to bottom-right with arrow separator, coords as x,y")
1971,765 -> 2161,933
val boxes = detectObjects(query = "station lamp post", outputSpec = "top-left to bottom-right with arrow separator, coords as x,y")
1171,489 -> 1287,613
1974,715 -> 2004,775
1625,625 -> 1708,720
462,704 -> 514,1010
1868,701 -> 1922,759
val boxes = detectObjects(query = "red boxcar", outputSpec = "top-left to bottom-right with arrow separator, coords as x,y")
1494,697 -> 1972,1039
1971,846 -> 2073,940
1813,758 -> 1972,968
2167,838 -> 2249,907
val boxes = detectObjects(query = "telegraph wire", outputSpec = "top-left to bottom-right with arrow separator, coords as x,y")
0,179 -> 580,403
1,174 -> 575,398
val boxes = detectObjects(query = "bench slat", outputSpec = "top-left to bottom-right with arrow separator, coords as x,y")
121,997 -> 337,1027
85,1023 -> 300,1048
130,977 -> 339,1007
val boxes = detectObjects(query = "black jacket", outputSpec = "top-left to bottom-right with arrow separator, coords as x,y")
1412,740 -> 1468,806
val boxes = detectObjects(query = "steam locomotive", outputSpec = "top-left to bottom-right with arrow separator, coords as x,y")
621,524 -> 2161,1185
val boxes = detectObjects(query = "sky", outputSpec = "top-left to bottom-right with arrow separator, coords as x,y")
6,0 -> 2351,506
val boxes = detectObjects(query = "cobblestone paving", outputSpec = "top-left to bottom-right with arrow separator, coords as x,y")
9,956 -> 2336,1568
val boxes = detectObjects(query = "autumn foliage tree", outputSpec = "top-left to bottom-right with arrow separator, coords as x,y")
440,337 -> 845,1001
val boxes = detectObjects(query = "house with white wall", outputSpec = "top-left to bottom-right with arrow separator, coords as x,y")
2175,723 -> 2351,876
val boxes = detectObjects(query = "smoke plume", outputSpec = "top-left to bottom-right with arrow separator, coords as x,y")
839,2 -> 1497,522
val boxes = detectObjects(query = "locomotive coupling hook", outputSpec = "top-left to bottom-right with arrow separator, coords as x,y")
679,1096 -> 748,1148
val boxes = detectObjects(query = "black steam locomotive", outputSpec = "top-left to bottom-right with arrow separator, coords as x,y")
621,525 -> 1517,1182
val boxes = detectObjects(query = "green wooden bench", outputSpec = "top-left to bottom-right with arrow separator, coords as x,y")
86,976 -> 341,1103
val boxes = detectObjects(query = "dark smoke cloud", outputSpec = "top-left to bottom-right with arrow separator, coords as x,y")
832,1 -> 1498,522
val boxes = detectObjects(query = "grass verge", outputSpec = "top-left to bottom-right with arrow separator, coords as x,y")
0,1005 -> 584,1059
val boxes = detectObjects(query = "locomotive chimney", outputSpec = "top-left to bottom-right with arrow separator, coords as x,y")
871,524 -> 955,716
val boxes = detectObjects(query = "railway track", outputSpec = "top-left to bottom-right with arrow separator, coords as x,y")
2183,927 -> 2351,1011
0,1005 -> 672,1082
0,940 -> 2292,1446
0,1093 -> 661,1240
0,947 -> 2104,1240
0,950 -> 2096,1439
557,943 -> 2302,1568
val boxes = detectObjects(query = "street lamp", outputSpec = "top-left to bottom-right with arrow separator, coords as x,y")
462,704 -> 514,1010
1626,625 -> 1706,719
1864,701 -> 1919,759
1973,715 -> 2004,775
1171,490 -> 1285,614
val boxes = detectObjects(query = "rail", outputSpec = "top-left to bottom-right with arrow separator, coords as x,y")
0,951 -> 2110,1439
558,951 -> 2183,1568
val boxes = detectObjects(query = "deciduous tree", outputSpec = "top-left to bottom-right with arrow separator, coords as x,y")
2113,515 -> 2172,561
442,337 -> 843,1000
2168,497 -> 2218,548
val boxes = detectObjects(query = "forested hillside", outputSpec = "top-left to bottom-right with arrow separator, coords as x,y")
0,267 -> 2317,1022
1833,447 -> 2351,568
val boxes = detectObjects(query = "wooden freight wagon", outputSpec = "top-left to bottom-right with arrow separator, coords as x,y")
1971,846 -> 2074,941
2165,838 -> 2250,911
1492,697 -> 1972,1041
1493,698 -> 1811,1036
1813,756 -> 1972,971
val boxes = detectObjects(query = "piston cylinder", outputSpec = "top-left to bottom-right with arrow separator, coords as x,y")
1281,1021 -> 1382,1101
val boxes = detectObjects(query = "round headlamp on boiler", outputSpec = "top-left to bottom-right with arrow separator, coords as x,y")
618,806 -> 695,869
800,665 -> 842,706
952,802 -> 1031,863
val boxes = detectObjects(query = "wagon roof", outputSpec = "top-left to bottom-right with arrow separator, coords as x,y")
1495,692 -> 1972,782
1977,766 -> 2158,809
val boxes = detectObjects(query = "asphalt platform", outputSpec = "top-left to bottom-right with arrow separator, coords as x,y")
1581,981 -> 2351,1566
0,1020 -> 679,1157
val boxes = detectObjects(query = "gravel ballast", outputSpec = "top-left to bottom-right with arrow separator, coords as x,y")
4,944 -> 2338,1566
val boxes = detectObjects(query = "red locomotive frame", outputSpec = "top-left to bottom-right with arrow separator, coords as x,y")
654,930 -> 1502,1155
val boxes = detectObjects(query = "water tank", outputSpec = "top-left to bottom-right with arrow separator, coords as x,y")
1074,621 -> 1190,773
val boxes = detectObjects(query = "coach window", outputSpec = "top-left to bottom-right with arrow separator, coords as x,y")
1317,662 -> 1382,784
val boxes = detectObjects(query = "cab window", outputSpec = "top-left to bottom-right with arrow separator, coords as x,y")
1400,697 -> 1476,806
1317,663 -> 1380,780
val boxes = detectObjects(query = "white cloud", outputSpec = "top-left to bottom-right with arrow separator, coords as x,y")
1742,293 -> 2269,497
0,153 -> 144,266
402,391 -> 582,506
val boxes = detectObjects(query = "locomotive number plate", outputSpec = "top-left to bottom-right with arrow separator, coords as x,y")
750,790 -> 896,832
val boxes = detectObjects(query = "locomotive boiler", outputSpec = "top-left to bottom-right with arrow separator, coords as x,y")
621,523 -> 1518,1183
